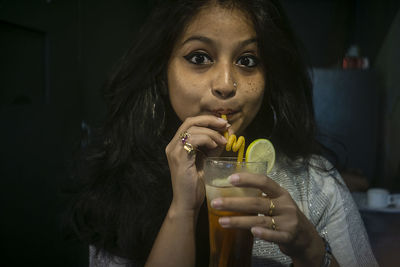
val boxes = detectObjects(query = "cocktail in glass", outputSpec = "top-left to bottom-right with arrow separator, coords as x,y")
204,157 -> 268,267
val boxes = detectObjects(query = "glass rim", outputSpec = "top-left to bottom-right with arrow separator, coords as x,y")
205,156 -> 267,164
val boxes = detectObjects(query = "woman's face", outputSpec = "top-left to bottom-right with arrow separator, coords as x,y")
167,4 -> 265,135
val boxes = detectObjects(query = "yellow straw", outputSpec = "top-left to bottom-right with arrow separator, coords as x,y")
221,115 -> 245,163
218,115 -> 245,265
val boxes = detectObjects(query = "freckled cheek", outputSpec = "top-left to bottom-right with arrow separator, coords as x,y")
244,81 -> 265,102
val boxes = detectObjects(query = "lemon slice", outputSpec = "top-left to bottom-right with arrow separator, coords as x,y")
245,139 -> 275,173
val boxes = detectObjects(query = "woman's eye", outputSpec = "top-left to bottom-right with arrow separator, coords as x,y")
236,55 -> 259,68
184,52 -> 213,65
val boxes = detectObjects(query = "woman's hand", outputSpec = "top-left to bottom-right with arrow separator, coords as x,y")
165,115 -> 229,214
210,172 -> 326,266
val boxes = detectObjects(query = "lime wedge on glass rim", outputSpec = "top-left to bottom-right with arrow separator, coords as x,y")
245,138 -> 275,174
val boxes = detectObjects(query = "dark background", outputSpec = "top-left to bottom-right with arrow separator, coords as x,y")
1,0 -> 399,266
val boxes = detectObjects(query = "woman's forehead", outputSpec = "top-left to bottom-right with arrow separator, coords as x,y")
178,4 -> 256,44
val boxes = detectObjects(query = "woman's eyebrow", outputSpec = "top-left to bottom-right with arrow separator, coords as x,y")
181,35 -> 257,48
181,35 -> 214,46
238,37 -> 257,49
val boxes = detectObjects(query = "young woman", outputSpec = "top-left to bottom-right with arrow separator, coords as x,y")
68,0 -> 377,266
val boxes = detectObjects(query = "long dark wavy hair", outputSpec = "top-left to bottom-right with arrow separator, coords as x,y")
67,0 -> 331,264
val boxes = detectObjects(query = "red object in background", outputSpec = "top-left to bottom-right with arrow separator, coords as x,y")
342,56 -> 369,69
342,45 -> 369,69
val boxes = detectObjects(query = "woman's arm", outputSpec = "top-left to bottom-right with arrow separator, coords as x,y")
145,115 -> 229,267
145,204 -> 199,267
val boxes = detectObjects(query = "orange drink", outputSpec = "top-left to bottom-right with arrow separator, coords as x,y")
204,157 -> 268,267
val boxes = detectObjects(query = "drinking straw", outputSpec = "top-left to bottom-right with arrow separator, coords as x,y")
217,115 -> 246,266
221,115 -> 245,163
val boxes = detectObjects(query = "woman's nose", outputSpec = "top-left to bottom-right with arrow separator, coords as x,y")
211,65 -> 237,99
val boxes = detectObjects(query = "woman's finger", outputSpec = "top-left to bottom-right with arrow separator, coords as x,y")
218,215 -> 269,229
251,226 -> 292,245
176,115 -> 230,137
211,196 -> 274,215
228,172 -> 285,198
183,126 -> 227,147
167,116 -> 229,159
219,215 -> 293,244
218,214 -> 287,231
169,136 -> 217,164
184,134 -> 220,150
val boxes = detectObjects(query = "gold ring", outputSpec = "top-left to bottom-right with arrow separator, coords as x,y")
271,217 -> 277,231
179,131 -> 191,144
269,199 -> 275,216
179,131 -> 191,139
183,142 -> 196,155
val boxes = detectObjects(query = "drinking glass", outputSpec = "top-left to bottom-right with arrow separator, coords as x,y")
204,157 -> 268,267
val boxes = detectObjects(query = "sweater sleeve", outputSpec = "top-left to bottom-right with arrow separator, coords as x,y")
308,161 -> 378,267
89,245 -> 142,267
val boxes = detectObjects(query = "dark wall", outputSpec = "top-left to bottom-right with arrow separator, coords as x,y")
282,0 -> 400,67
79,0 -> 151,125
1,1 -> 84,266
0,1 -> 150,266
283,0 -> 399,188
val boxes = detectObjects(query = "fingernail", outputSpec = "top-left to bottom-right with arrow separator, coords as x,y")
219,217 -> 230,226
251,227 -> 262,237
226,123 -> 231,128
228,174 -> 240,184
211,198 -> 222,208
217,117 -> 227,123
221,135 -> 227,143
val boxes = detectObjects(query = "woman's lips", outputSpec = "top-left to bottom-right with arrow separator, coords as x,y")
210,109 -> 239,120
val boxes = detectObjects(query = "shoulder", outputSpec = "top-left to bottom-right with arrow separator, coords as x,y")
307,155 -> 346,192
272,154 -> 345,197
272,155 -> 350,226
